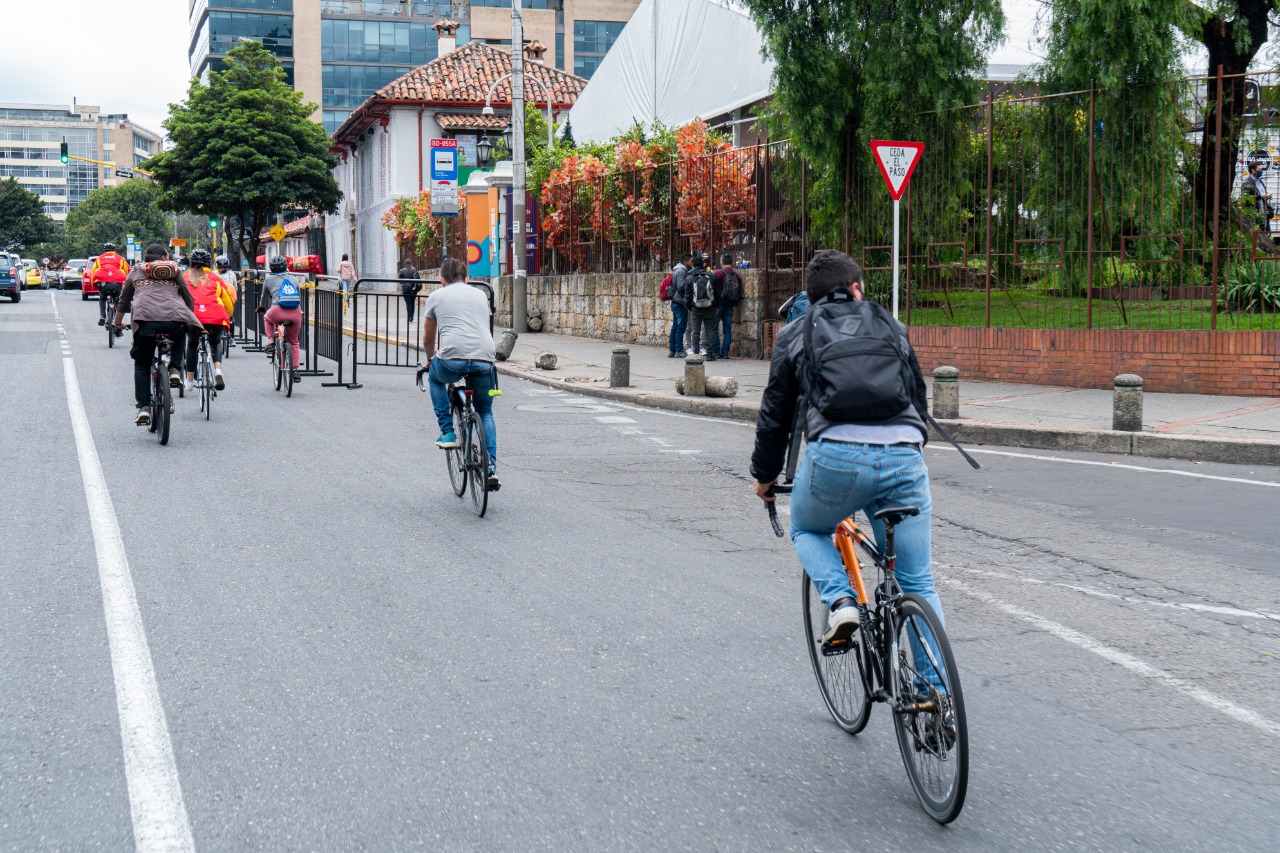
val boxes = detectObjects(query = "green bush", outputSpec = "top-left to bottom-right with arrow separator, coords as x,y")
1221,263 -> 1280,313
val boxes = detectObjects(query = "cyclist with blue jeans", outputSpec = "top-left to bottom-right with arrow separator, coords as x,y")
751,250 -> 941,645
423,258 -> 500,490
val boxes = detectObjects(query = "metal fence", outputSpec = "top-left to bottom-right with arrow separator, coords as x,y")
540,69 -> 1280,331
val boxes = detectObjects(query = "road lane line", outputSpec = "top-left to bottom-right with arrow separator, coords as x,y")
943,580 -> 1280,738
931,446 -> 1280,488
54,294 -> 196,852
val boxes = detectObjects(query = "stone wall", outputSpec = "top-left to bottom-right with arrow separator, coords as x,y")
494,270 -> 784,359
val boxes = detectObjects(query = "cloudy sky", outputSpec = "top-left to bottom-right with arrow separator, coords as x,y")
0,1 -> 1046,141
0,0 -> 190,135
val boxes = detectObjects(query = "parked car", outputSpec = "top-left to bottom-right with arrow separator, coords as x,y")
44,267 -> 61,288
80,255 -> 100,300
24,266 -> 43,289
0,253 -> 21,302
63,258 -> 89,290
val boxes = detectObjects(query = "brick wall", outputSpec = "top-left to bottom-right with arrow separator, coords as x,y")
493,270 -> 798,359
910,327 -> 1280,397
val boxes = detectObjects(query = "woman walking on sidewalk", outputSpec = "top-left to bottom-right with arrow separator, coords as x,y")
337,254 -> 356,302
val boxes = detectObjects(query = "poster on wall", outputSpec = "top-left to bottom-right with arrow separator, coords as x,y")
466,186 -> 500,278
504,191 -> 539,275
455,134 -> 478,169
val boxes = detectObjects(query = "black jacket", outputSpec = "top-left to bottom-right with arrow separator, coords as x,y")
750,309 -> 929,484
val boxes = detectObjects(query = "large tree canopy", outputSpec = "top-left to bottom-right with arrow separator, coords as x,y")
144,40 -> 341,264
741,0 -> 1005,242
57,178 -> 172,258
0,178 -> 56,251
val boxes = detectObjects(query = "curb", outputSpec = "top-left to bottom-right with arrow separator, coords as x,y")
496,362 -> 1280,466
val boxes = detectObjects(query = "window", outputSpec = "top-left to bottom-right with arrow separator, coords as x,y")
471,0 -> 559,7
210,0 -> 292,10
16,183 -> 66,197
132,133 -> 155,154
205,11 -> 294,59
321,19 -> 435,64
0,147 -> 60,160
323,64 -> 411,109
572,20 -> 625,79
324,110 -> 353,133
555,31 -> 564,71
67,163 -> 97,205
320,0 -> 458,17
0,165 -> 64,178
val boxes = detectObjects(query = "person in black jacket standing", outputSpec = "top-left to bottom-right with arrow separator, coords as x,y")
400,258 -> 422,323
750,250 -> 940,646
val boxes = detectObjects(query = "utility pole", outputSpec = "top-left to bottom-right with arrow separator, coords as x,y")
510,0 -> 528,332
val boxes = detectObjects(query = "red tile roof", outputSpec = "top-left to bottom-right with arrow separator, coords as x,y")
258,214 -> 315,241
375,42 -> 586,106
435,113 -> 511,130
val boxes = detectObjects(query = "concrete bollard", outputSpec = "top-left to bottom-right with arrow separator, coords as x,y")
610,346 -> 630,388
932,366 -> 960,420
683,355 -> 706,396
1113,374 -> 1144,431
495,329 -> 518,361
535,352 -> 558,370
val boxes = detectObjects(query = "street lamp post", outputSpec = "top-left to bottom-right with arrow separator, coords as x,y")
482,73 -> 556,152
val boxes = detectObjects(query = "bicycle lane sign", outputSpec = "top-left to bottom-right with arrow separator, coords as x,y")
870,140 -> 925,319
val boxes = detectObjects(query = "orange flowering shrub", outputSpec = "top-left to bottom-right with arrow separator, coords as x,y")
540,153 -> 610,271
381,190 -> 467,267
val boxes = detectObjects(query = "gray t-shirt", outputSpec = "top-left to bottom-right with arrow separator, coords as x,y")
424,282 -> 495,361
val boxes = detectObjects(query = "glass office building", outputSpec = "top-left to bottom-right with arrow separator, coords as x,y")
189,0 -> 640,133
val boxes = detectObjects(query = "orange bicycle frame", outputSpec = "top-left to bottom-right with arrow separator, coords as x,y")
835,518 -> 872,606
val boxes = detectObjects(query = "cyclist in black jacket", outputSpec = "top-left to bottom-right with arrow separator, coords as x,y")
751,250 -> 940,645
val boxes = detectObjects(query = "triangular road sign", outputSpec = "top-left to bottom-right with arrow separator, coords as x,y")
870,140 -> 925,201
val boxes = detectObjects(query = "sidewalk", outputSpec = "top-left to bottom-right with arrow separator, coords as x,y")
498,332 -> 1280,465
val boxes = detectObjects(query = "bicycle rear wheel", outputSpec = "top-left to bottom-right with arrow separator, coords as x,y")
201,351 -> 212,420
466,412 -> 489,517
802,572 -> 872,734
148,366 -> 161,434
283,342 -> 293,397
107,303 -> 115,348
891,594 -> 968,824
154,368 -> 171,446
445,407 -> 466,497
273,340 -> 283,391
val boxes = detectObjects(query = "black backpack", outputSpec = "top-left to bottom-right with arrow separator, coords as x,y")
688,268 -> 714,308
719,269 -> 741,306
800,293 -> 914,423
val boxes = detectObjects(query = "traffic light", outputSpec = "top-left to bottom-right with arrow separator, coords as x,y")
59,141 -> 68,165
208,217 -> 218,229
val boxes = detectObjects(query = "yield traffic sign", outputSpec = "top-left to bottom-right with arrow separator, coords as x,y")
870,140 -> 924,201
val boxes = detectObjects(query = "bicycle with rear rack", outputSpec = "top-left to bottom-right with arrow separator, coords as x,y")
193,331 -> 215,419
142,332 -> 176,445
767,484 -> 969,823
417,365 -> 501,517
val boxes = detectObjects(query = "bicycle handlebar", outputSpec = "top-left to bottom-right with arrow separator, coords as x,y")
766,483 -> 793,538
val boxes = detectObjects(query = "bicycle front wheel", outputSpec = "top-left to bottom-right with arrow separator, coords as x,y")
445,407 -> 466,497
466,412 -> 489,517
891,594 -> 968,824
802,572 -> 872,734
272,341 -> 283,391
283,343 -> 293,397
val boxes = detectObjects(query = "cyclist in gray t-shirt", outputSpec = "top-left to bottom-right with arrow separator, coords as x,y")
422,258 -> 500,490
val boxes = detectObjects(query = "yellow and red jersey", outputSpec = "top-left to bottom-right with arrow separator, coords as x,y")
89,252 -> 130,285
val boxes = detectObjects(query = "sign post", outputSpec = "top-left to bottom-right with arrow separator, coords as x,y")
870,140 -> 924,319
429,138 -> 459,218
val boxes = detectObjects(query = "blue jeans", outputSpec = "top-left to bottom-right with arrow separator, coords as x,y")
668,303 -> 688,354
428,358 -> 498,473
791,440 -> 944,692
710,305 -> 733,356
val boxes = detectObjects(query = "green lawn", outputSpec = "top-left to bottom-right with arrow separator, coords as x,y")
901,290 -> 1280,331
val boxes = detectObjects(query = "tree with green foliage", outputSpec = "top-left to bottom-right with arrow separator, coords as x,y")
741,0 -> 1004,244
0,178 -> 56,250
57,178 -> 172,258
144,41 -> 340,266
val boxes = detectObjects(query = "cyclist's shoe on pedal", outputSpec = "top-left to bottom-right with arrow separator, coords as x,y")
214,370 -> 225,390
168,370 -> 181,388
436,431 -> 458,449
291,370 -> 302,383
115,328 -> 124,338
821,598 -> 861,645
486,467 -> 501,491
184,378 -> 195,393
134,409 -> 151,426
97,317 -> 106,326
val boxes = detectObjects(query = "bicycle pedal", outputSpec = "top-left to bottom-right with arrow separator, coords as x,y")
821,640 -> 854,657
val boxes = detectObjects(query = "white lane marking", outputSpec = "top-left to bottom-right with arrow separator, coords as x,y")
54,295 -> 196,852
931,445 -> 1280,488
661,449 -> 701,454
943,580 -> 1280,738
595,416 -> 637,424
645,436 -> 673,447
612,426 -> 646,436
611,401 -> 755,427
954,566 -> 1280,623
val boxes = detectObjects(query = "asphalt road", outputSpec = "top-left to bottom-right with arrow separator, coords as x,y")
3,290 -> 1278,850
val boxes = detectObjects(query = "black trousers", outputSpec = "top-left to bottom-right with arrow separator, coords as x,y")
130,322 -> 187,408
185,325 -> 224,374
98,282 -> 122,318
402,284 -> 421,322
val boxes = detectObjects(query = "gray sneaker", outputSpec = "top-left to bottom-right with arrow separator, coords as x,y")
821,600 -> 860,645
134,409 -> 151,426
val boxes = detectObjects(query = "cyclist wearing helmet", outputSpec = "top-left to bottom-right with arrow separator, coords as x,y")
182,249 -> 235,391
257,255 -> 303,383
91,242 -> 130,326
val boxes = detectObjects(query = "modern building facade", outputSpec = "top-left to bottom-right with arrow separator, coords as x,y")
188,0 -> 639,133
0,103 -> 163,222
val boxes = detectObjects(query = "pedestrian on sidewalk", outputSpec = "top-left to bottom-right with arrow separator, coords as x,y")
711,253 -> 742,359
667,252 -> 692,358
686,254 -> 718,359
337,254 -> 356,299
399,258 -> 422,323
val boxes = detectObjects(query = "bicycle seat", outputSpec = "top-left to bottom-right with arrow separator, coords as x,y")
873,506 -> 920,526
278,320 -> 293,327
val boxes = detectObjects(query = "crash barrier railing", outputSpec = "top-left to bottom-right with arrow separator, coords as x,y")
339,277 -> 496,389
308,275 -> 352,387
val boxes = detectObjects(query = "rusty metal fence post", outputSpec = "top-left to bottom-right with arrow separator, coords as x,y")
985,93 -> 994,327
1086,80 -> 1096,329
1210,64 -> 1224,331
